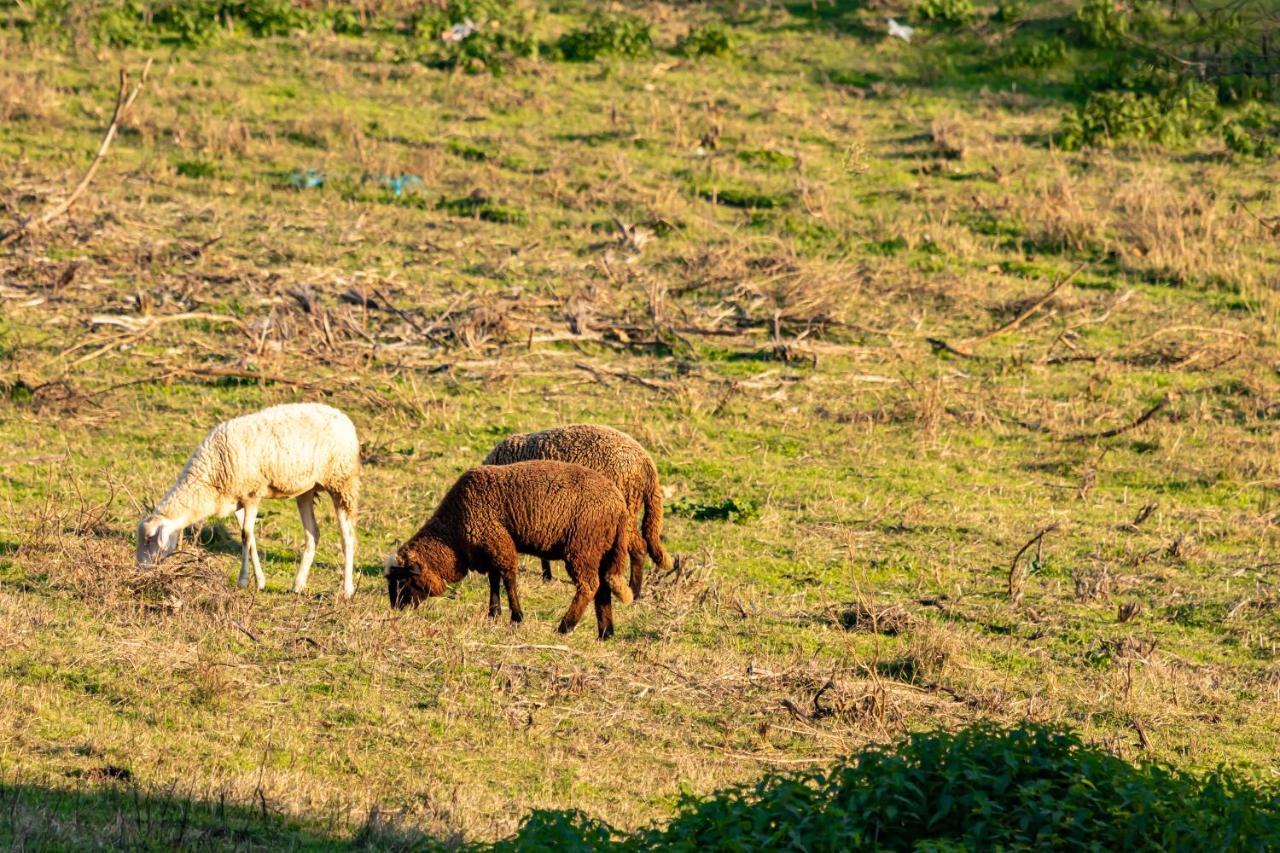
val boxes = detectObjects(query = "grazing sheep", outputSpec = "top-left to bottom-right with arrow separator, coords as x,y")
483,423 -> 672,597
136,402 -> 360,597
385,460 -> 634,640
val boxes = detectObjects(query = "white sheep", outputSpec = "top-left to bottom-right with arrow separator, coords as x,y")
136,402 -> 361,597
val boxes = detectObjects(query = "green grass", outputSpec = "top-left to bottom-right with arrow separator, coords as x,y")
0,0 -> 1279,847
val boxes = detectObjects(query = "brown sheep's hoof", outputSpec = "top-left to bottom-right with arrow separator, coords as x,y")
557,620 -> 573,634
597,623 -> 614,641
510,610 -> 524,623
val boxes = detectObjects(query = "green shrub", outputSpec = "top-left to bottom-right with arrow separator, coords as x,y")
1001,36 -> 1068,69
326,6 -> 363,36
915,0 -> 975,27
489,724 -> 1280,850
403,0 -> 535,75
1223,117 -> 1277,158
1058,80 -> 1220,149
992,1 -> 1025,24
554,13 -> 652,62
675,24 -> 732,58
1075,0 -> 1130,47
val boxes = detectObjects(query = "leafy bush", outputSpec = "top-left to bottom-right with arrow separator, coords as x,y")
152,0 -> 310,45
1058,80 -> 1220,149
992,1 -> 1025,24
1222,112 -> 1277,158
326,6 -> 363,36
915,0 -> 975,27
1075,0 -> 1130,47
554,13 -> 652,62
489,724 -> 1280,850
675,24 -> 732,58
403,0 -> 535,75
18,0 -> 312,47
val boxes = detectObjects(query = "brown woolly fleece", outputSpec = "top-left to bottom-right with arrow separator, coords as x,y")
483,423 -> 672,597
385,460 -> 634,640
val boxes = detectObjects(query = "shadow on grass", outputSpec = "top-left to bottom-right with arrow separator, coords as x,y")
0,780 -> 429,850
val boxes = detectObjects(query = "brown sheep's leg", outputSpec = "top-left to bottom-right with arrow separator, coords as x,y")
593,582 -> 615,641
557,560 -> 596,634
503,572 -> 523,623
481,538 -> 523,624
628,537 -> 645,600
541,558 -> 553,582
487,569 -> 501,619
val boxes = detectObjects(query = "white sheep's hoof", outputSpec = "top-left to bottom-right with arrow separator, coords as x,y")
292,582 -> 307,594
340,585 -> 355,600
237,575 -> 250,589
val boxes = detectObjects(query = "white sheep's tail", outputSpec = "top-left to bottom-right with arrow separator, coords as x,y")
603,515 -> 634,605
642,467 -> 673,572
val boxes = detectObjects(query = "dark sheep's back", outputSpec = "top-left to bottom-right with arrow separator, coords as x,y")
483,424 -> 654,512
439,461 -> 627,557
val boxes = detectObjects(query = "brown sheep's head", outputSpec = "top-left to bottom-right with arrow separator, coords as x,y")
384,537 -> 462,609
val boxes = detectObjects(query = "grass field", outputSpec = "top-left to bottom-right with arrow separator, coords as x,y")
1,0 -> 1279,847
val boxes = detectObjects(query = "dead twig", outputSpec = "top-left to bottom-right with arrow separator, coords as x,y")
1063,395 -> 1170,443
1,59 -> 153,247
1131,715 -> 1153,751
1008,523 -> 1060,604
966,262 -> 1086,346
925,337 -> 980,359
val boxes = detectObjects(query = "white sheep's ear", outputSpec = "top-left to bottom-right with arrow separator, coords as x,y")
158,522 -> 180,559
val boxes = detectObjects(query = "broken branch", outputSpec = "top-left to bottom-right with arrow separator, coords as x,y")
1,59 -> 153,247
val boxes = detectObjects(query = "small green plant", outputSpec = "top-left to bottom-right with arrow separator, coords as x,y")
670,497 -> 759,524
736,149 -> 795,170
675,24 -> 732,58
1001,36 -> 1068,70
446,139 -> 491,162
438,193 -> 527,225
175,159 -> 218,179
695,184 -> 790,210
554,13 -> 652,62
916,0 -> 975,27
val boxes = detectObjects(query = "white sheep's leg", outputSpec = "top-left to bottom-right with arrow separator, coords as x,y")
235,506 -> 250,588
293,490 -> 319,593
334,500 -> 356,599
241,501 -> 265,591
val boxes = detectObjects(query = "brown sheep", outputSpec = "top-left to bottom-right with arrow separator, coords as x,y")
483,423 -> 672,598
384,460 -> 634,640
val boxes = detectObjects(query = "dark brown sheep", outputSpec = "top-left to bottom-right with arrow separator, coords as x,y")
483,423 -> 672,598
385,460 -> 634,640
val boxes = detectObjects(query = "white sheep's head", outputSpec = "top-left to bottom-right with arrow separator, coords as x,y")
136,515 -> 181,568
